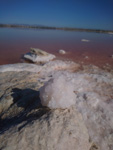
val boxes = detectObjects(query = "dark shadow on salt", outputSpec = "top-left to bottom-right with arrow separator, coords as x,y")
12,88 -> 41,109
0,88 -> 50,134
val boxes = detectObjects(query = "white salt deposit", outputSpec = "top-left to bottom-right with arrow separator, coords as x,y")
44,60 -> 77,71
39,71 -> 113,149
38,60 -> 80,78
0,60 -> 79,74
39,73 -> 75,109
24,53 -> 55,63
59,49 -> 66,54
0,58 -> 113,149
0,63 -> 42,73
40,71 -> 113,109
81,39 -> 90,42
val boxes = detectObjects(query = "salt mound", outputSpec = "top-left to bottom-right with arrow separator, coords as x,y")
39,73 -> 75,109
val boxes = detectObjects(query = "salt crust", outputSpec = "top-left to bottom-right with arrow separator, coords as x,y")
0,60 -> 113,149
40,71 -> 113,149
24,53 -> 55,63
0,60 -> 78,73
40,71 -> 113,109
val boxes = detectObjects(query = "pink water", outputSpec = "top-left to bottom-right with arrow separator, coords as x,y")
0,28 -> 113,68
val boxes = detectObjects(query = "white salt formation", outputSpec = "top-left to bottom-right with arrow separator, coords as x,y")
24,48 -> 56,63
40,71 -> 113,149
0,107 -> 90,150
39,73 -> 75,109
0,63 -> 42,72
81,39 -> 90,42
59,49 -> 66,54
0,57 -> 113,150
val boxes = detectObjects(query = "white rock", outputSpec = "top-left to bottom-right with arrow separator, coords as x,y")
24,48 -> 56,63
85,56 -> 89,59
81,39 -> 90,42
59,49 -> 66,54
30,48 -> 50,56
24,53 -> 56,63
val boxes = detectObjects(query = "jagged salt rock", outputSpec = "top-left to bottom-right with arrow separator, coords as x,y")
30,48 -> 49,56
24,48 -> 56,63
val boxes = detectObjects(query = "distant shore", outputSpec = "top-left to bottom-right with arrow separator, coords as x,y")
0,24 -> 113,34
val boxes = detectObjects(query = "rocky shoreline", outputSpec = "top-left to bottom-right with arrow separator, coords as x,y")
0,49 -> 113,150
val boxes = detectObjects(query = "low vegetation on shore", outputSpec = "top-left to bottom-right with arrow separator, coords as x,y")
0,23 -> 113,34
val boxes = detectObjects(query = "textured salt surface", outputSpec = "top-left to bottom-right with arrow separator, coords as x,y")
39,70 -> 113,150
24,53 -> 56,63
0,60 -> 113,150
24,48 -> 56,63
40,74 -> 75,109
0,60 -> 79,73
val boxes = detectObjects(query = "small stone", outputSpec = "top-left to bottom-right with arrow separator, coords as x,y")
81,39 -> 90,42
85,56 -> 89,59
59,49 -> 66,54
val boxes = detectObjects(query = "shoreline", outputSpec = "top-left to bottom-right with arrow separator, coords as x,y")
0,52 -> 113,71
0,24 -> 113,34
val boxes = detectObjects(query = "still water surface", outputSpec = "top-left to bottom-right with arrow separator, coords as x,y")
0,28 -> 113,67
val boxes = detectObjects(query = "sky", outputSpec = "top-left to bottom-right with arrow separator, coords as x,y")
0,0 -> 113,30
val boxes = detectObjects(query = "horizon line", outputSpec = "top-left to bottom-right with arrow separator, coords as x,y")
0,23 -> 113,33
